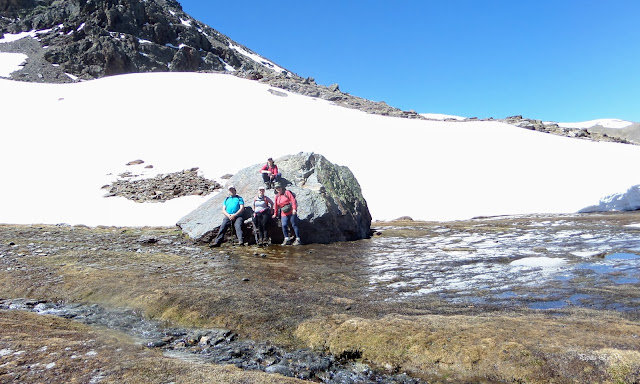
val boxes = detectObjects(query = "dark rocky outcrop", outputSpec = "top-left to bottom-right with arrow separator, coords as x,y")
177,153 -> 372,245
0,0 -> 288,80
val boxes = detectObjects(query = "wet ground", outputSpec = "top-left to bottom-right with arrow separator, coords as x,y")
368,213 -> 640,312
1,211 -> 640,382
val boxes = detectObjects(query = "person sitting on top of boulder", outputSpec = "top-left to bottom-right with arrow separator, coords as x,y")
211,185 -> 245,247
272,182 -> 301,245
260,157 -> 281,189
252,185 -> 274,245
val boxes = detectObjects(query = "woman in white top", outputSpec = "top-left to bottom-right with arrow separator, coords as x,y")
252,186 -> 274,245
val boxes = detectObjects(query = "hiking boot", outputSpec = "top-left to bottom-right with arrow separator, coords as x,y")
209,242 -> 221,248
292,238 -> 301,246
282,237 -> 291,246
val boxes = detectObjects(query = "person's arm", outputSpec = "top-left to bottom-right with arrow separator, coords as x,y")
233,197 -> 245,218
222,204 -> 231,219
272,196 -> 279,217
260,164 -> 269,174
235,204 -> 244,217
266,196 -> 274,209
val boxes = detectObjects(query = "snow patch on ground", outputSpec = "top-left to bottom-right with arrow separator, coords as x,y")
510,257 -> 568,268
420,113 -> 466,121
579,185 -> 640,213
0,53 -> 28,77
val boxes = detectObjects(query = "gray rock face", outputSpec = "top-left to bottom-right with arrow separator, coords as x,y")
0,0 -> 289,80
177,153 -> 372,245
587,122 -> 640,145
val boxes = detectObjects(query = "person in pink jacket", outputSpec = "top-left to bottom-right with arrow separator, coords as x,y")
272,182 -> 301,245
260,157 -> 281,189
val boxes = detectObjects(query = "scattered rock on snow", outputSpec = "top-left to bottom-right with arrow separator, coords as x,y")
103,168 -> 221,202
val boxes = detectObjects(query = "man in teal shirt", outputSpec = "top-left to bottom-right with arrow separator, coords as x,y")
211,185 -> 245,246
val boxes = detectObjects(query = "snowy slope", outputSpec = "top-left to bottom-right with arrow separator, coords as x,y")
1,72 -> 640,226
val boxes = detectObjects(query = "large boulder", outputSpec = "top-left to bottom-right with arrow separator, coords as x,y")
177,153 -> 372,245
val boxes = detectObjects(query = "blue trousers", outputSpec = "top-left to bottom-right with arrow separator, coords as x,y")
214,216 -> 244,245
281,214 -> 300,239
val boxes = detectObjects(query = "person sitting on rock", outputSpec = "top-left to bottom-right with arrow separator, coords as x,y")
272,183 -> 301,245
252,185 -> 274,245
260,157 -> 281,189
211,185 -> 245,247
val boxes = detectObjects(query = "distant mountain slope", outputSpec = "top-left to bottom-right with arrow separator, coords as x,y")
0,0 -> 637,139
0,0 -> 290,80
0,0 -> 426,119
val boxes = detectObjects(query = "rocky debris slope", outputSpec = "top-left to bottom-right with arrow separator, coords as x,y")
587,121 -> 640,145
443,114 -> 637,145
102,162 -> 222,202
248,73 -> 423,119
177,152 -> 372,245
498,115 -> 634,144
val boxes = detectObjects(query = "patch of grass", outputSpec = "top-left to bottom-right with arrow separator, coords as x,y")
295,312 -> 640,383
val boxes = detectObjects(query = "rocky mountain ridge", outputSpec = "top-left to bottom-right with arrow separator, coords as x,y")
0,0 -> 286,78
1,0 -> 637,141
0,0 -> 422,120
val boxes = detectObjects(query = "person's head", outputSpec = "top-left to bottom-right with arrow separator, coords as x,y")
274,182 -> 284,194
258,186 -> 265,196
228,185 -> 237,195
267,157 -> 274,166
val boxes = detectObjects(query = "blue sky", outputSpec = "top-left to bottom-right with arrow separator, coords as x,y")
179,0 -> 639,122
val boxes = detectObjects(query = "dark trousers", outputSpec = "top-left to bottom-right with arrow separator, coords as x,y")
281,214 -> 300,239
262,173 -> 281,183
213,216 -> 243,245
253,211 -> 270,240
